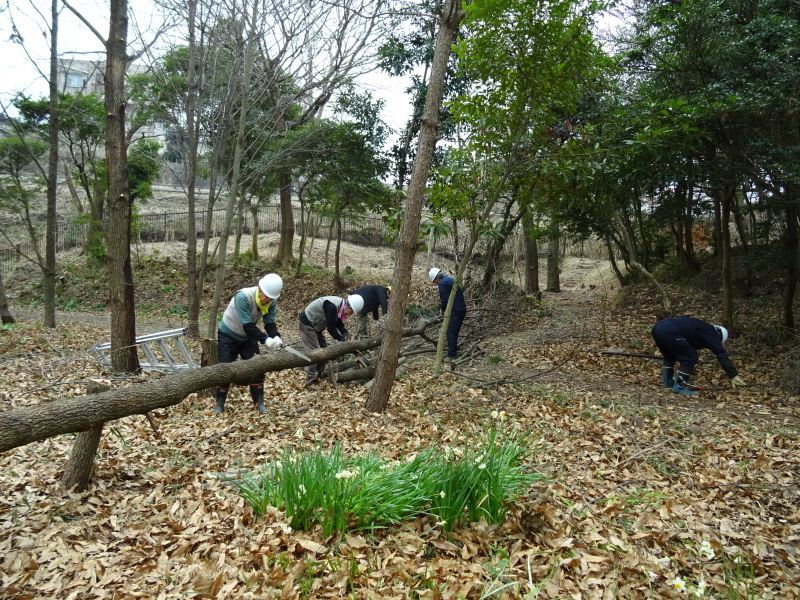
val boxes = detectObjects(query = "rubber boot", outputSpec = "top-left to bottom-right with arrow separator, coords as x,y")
672,371 -> 696,395
251,383 -> 268,413
214,387 -> 228,413
662,365 -> 674,388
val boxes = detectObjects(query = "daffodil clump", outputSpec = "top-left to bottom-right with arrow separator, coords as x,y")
236,420 -> 544,536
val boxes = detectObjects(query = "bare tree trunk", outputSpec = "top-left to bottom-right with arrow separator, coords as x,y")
63,160 -> 85,215
275,170 -> 294,264
206,0 -> 257,339
522,211 -> 540,296
43,0 -> 59,329
604,235 -> 627,287
106,0 -> 139,373
251,204 -> 260,261
61,380 -> 110,492
365,0 -> 465,413
334,216 -> 342,286
546,227 -> 560,293
721,186 -> 734,328
0,269 -> 15,324
782,198 -> 798,330
185,0 -> 201,339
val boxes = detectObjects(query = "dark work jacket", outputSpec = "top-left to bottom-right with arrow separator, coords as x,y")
438,276 -> 466,313
652,316 -> 738,377
349,285 -> 389,320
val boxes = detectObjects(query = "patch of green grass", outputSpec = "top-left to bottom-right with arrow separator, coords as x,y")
235,422 -> 545,536
642,406 -> 659,419
487,355 -> 506,364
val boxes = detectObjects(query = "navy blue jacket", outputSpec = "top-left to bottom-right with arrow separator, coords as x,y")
652,316 -> 738,377
349,285 -> 390,320
438,276 -> 466,314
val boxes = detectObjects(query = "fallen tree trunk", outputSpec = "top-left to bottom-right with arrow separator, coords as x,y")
0,328 -> 433,454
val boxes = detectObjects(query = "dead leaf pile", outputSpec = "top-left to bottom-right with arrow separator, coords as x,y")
1,275 -> 799,599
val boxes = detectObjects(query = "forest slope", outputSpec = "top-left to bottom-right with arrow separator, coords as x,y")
1,243 -> 798,599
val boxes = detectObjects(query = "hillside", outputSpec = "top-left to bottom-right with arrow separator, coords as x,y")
0,242 -> 798,599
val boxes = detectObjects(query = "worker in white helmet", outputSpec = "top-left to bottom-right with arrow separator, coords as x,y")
429,268 -> 467,362
215,273 -> 284,414
298,294 -> 363,389
651,316 -> 745,394
348,284 -> 391,336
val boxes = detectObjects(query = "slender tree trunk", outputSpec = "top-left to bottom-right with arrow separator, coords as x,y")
604,235 -> 626,287
365,0 -> 465,413
546,226 -> 560,292
274,170 -> 294,264
480,205 -> 525,289
0,270 -> 15,324
106,0 -> 139,373
522,211 -> 540,295
206,0 -> 257,339
721,186 -> 734,327
781,192 -> 798,330
334,216 -> 342,286
250,204 -> 259,261
185,0 -> 201,339
713,194 -> 722,258
43,0 -> 59,329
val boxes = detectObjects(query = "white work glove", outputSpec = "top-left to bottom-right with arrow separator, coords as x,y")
266,336 -> 282,350
731,375 -> 746,389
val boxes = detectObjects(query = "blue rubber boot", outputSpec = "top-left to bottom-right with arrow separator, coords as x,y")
214,387 -> 228,413
251,383 -> 268,413
662,365 -> 674,388
672,371 -> 696,395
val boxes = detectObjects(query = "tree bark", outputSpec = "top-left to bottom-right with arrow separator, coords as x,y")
0,269 -> 15,324
206,0 -> 257,339
106,0 -> 139,373
546,226 -> 560,292
44,0 -> 59,329
275,169 -> 295,264
721,186 -> 734,327
365,0 -> 465,413
781,190 -> 798,330
522,211 -> 540,296
0,326 -> 430,454
61,380 -> 110,492
185,0 -> 201,339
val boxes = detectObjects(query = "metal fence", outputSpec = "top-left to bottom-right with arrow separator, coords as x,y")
0,205 -> 394,276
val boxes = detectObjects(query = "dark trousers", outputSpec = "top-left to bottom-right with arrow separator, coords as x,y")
216,331 -> 264,398
446,310 -> 466,358
651,325 -> 699,376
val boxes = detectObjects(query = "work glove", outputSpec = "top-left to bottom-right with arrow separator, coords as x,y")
731,375 -> 746,389
265,336 -> 281,350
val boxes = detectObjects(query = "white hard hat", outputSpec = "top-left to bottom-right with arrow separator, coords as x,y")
714,325 -> 728,344
347,294 -> 364,315
258,273 -> 283,299
428,268 -> 442,282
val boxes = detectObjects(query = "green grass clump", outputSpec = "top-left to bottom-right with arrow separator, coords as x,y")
235,422 -> 544,535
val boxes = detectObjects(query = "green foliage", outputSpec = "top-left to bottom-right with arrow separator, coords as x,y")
235,422 -> 543,536
128,139 -> 162,202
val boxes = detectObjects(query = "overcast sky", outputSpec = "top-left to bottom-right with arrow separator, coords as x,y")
0,0 -> 413,140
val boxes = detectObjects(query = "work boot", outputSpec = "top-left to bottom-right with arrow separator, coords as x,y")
672,371 -> 696,395
214,387 -> 228,413
250,383 -> 268,413
662,365 -> 675,388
